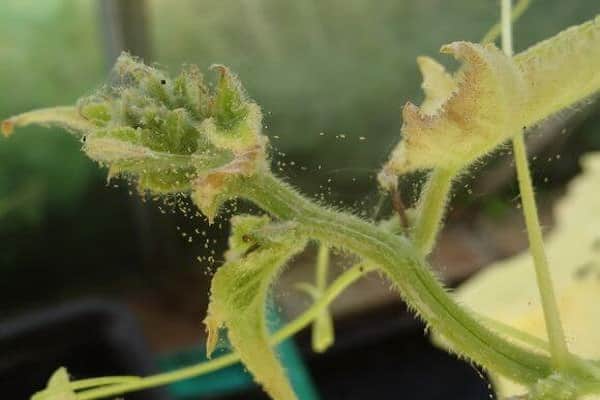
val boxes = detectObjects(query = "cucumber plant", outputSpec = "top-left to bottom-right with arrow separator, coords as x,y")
4,1 -> 600,399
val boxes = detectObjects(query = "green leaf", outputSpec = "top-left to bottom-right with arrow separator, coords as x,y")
202,64 -> 264,153
211,64 -> 249,131
205,215 -> 307,400
31,367 -> 77,400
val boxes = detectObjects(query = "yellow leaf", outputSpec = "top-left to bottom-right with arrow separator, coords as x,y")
450,153 -> 600,397
379,41 -> 526,187
379,16 -> 600,187
515,15 -> 600,127
416,56 -> 457,116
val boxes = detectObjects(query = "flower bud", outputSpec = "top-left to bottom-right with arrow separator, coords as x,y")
2,53 -> 269,221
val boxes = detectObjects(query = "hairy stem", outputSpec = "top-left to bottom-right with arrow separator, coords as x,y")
511,134 -> 570,369
412,168 -> 456,255
501,0 -> 514,57
502,0 -> 570,370
478,314 -> 550,354
66,263 -> 373,400
242,171 -> 552,384
316,244 -> 330,292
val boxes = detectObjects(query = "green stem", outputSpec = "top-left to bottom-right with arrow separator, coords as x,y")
274,262 -> 374,343
477,314 -> 550,353
70,377 -> 142,390
315,244 -> 329,293
311,244 -> 334,352
502,0 -> 570,370
501,0 -> 514,57
481,0 -> 531,45
77,354 -> 239,400
68,263 -> 373,400
477,315 -> 600,381
412,168 -> 456,255
512,134 -> 570,369
242,172 -> 552,384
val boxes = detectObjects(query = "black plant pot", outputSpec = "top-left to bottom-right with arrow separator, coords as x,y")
0,299 -> 170,400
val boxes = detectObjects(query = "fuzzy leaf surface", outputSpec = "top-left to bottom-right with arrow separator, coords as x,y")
205,215 -> 307,400
379,16 -> 600,185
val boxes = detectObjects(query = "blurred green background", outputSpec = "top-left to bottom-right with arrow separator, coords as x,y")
1,0 -> 599,325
